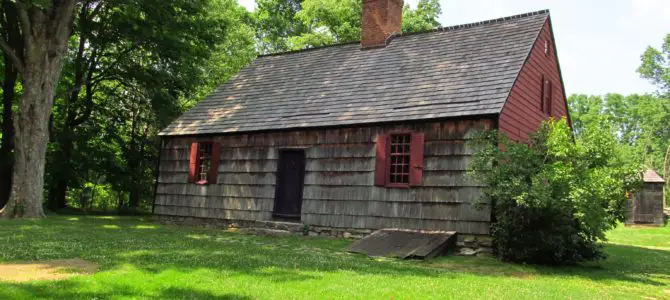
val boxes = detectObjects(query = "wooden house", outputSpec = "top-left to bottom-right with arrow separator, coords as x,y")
154,2 -> 570,247
626,169 -> 666,226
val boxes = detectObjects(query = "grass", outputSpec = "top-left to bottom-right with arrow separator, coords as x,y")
0,216 -> 668,299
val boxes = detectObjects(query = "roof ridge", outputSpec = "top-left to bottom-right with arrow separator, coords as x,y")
257,9 -> 550,58
397,9 -> 549,37
257,41 -> 360,58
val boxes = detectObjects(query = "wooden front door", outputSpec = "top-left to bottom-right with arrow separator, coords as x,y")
273,149 -> 306,219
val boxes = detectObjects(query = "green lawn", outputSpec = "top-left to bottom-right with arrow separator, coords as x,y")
0,216 -> 668,299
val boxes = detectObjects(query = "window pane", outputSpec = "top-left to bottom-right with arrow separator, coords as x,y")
198,142 -> 212,182
387,134 -> 411,185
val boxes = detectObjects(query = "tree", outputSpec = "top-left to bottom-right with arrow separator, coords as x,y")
402,0 -> 441,33
287,0 -> 361,49
45,0 -> 255,212
566,94 -> 604,138
0,0 -> 22,209
254,0 -> 443,52
568,93 -> 669,175
638,33 -> 669,97
253,0 -> 307,54
638,33 -> 670,197
470,119 -> 641,265
0,0 -> 76,218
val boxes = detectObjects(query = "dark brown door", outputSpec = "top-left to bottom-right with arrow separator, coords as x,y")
273,150 -> 306,219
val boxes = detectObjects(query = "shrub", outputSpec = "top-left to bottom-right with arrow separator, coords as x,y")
470,118 -> 641,265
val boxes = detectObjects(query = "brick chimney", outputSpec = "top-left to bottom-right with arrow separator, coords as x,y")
361,0 -> 403,49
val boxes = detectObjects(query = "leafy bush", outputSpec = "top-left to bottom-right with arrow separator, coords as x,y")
470,118 -> 641,265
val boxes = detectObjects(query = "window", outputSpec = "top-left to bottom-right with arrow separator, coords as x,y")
540,76 -> 552,115
188,141 -> 221,184
374,132 -> 424,188
388,134 -> 411,185
197,142 -> 213,182
544,40 -> 551,57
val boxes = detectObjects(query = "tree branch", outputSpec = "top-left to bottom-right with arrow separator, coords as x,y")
71,49 -> 99,127
91,45 -> 138,81
13,1 -> 30,39
0,38 -> 23,74
48,1 -> 77,52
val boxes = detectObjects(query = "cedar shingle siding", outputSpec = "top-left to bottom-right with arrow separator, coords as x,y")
156,120 -> 494,235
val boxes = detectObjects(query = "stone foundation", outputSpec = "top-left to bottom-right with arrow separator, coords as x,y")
306,226 -> 373,238
154,215 -> 372,238
156,215 -> 281,230
155,215 -> 492,255
455,234 -> 494,256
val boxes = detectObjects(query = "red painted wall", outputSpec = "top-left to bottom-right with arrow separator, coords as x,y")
499,18 -> 569,141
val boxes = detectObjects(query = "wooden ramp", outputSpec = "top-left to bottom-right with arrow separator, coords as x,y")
347,229 -> 457,259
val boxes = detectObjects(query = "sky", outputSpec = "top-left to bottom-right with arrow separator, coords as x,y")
238,0 -> 670,96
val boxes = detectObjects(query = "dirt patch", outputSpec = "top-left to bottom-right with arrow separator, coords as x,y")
0,258 -> 98,282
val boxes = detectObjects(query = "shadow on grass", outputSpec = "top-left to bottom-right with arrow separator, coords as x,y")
0,215 -> 668,298
0,280 -> 250,299
424,243 -> 670,286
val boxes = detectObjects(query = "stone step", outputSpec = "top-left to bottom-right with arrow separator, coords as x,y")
256,220 -> 305,232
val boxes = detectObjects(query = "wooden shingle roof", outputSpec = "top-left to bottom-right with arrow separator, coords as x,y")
160,10 -> 550,136
643,169 -> 665,183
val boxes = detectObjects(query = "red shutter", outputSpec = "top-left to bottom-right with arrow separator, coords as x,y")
374,134 -> 389,186
188,142 -> 200,183
409,132 -> 425,186
543,79 -> 552,115
540,75 -> 545,110
546,80 -> 552,115
208,142 -> 221,184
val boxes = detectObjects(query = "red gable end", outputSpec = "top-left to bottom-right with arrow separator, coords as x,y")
499,17 -> 570,142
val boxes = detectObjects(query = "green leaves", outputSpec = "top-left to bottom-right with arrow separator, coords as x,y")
295,0 -> 361,43
45,0 -> 256,211
253,0 -> 443,53
638,33 -> 670,94
470,119 -> 642,265
568,93 -> 669,180
402,0 -> 441,33
253,0 -> 307,53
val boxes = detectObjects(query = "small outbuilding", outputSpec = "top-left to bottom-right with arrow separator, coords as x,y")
626,169 -> 665,226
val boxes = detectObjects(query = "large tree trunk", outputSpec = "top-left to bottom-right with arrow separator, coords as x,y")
0,0 -> 22,211
6,79 -> 53,217
0,60 -> 17,208
0,2 -> 76,218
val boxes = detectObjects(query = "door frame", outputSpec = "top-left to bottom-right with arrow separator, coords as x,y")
273,148 -> 307,220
